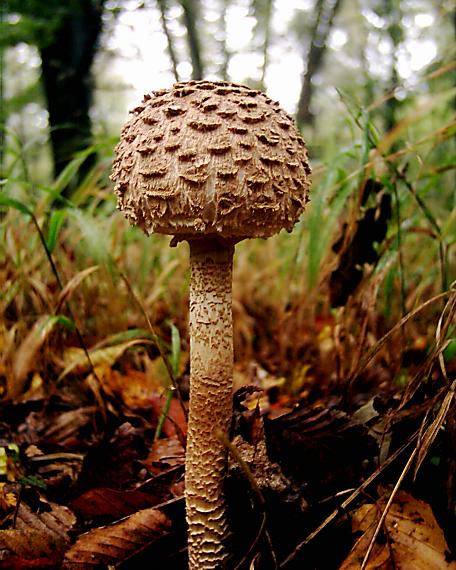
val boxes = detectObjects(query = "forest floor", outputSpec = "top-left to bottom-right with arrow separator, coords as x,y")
0,285 -> 455,569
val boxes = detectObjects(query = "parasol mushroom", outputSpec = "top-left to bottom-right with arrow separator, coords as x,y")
111,80 -> 311,569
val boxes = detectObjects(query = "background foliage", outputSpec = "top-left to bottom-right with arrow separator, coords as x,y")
1,0 -> 454,368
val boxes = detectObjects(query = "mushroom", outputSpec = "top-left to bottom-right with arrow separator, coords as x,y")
111,80 -> 311,568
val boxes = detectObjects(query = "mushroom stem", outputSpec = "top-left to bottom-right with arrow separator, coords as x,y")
186,237 -> 234,568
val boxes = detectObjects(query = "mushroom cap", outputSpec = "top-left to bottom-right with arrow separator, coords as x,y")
111,80 -> 311,240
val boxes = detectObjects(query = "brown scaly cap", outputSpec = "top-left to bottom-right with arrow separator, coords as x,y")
111,80 -> 311,240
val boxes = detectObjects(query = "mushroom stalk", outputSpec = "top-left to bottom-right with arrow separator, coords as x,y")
186,238 -> 234,568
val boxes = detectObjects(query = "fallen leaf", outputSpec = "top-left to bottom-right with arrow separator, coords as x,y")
145,355 -> 176,388
96,366 -> 162,408
0,483 -> 17,513
143,437 -> 185,475
30,452 -> 84,490
43,406 -> 97,446
0,500 -> 76,563
0,444 -> 21,481
150,395 -> 187,438
70,488 -> 162,520
10,315 -> 72,398
341,490 -> 456,569
58,339 -> 150,381
0,529 -> 66,562
15,500 -> 76,539
17,372 -> 46,403
75,422 -> 149,491
62,507 -> 171,568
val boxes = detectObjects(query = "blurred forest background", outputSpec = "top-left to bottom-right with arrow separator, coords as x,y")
2,0 -> 455,181
1,0 -> 454,369
0,1 -> 456,568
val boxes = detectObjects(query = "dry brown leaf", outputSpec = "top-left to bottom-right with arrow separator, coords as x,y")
144,436 -> 185,475
17,371 -> 46,402
0,324 -> 18,369
149,396 -> 188,437
0,483 -> 17,513
70,487 -> 162,520
10,316 -> 63,398
97,367 -> 187,436
62,507 -> 171,568
341,490 -> 456,570
96,366 -> 163,408
0,500 -> 76,561
15,500 -> 76,538
0,529 -> 65,560
31,453 -> 85,489
58,339 -> 148,381
43,406 -> 97,445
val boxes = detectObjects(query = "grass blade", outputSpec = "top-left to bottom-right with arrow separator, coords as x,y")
46,209 -> 67,253
170,323 -> 181,379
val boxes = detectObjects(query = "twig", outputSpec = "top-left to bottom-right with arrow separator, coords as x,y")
435,288 -> 456,384
279,429 -> 420,567
360,445 -> 418,570
347,289 -> 451,387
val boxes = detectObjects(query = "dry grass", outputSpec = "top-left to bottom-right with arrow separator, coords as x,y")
1,78 -> 455,407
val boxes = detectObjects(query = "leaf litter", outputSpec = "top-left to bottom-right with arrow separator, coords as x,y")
0,214 -> 455,568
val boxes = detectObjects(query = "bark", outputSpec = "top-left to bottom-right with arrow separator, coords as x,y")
40,0 -> 104,195
186,238 -> 234,568
180,0 -> 204,80
253,0 -> 274,89
383,0 -> 402,132
360,24 -> 374,107
157,0 -> 180,82
296,0 -> 343,128
218,0 -> 230,80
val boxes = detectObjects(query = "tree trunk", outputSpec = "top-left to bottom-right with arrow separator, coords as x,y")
255,0 -> 274,89
180,0 -> 204,80
157,0 -> 180,82
218,0 -> 230,80
40,0 -> 104,196
296,0 -> 343,128
383,0 -> 402,132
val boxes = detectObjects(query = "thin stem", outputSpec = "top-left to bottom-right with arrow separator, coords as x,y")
154,386 -> 176,441
393,182 -> 406,318
157,0 -> 181,82
360,446 -> 418,570
120,272 -> 188,423
30,213 -> 105,418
